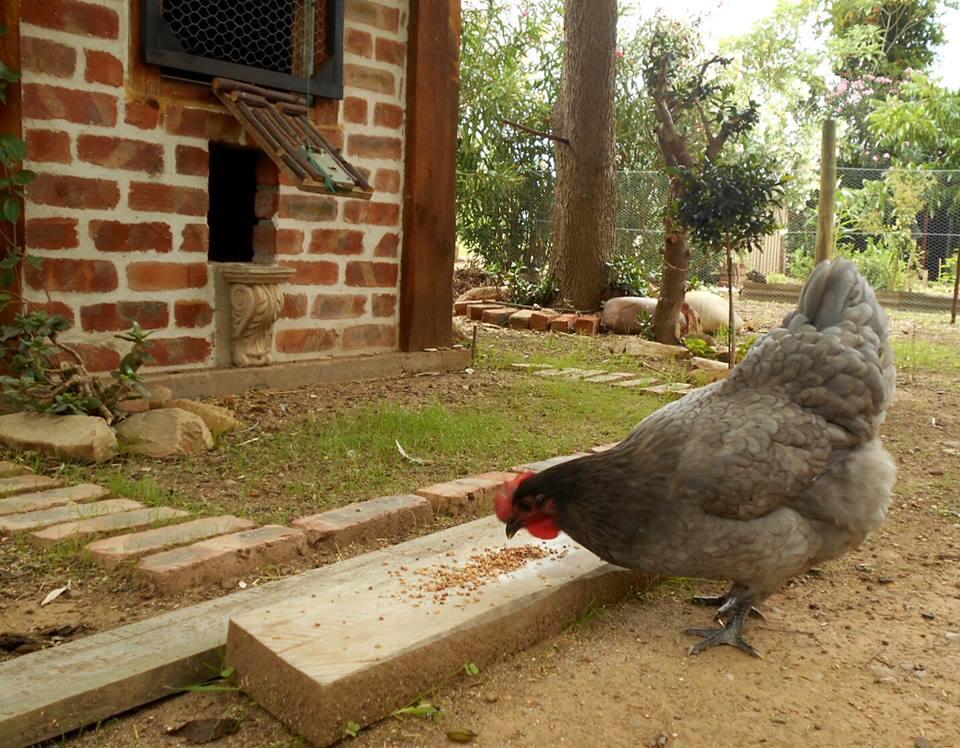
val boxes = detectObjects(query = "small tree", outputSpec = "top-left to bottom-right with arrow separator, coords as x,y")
674,152 -> 785,365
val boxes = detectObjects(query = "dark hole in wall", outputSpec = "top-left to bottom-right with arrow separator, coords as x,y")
208,143 -> 259,262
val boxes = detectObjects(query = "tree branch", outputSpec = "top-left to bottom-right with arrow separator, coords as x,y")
501,118 -> 570,145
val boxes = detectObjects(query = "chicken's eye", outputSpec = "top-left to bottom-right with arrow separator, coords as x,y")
517,497 -> 533,512
535,494 -> 548,507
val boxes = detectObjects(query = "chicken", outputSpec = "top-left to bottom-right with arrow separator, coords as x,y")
497,259 -> 896,656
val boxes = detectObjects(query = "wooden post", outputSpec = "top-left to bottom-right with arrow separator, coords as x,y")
0,0 -> 23,326
399,0 -> 461,351
951,248 -> 959,324
814,119 -> 837,265
726,245 -> 735,369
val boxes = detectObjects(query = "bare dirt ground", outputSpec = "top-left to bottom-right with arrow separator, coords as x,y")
37,313 -> 960,747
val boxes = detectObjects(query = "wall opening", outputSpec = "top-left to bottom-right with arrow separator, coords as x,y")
208,143 -> 259,263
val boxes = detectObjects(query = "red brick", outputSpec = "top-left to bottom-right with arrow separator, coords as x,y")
25,217 -> 78,250
254,185 -> 279,220
277,194 -> 338,222
345,1 -> 401,32
375,38 -> 406,65
373,102 -> 404,129
275,328 -> 338,353
90,220 -> 172,253
25,257 -> 118,293
310,99 -> 340,127
374,233 -> 400,257
69,344 -> 120,373
125,99 -> 160,130
84,50 -> 123,87
319,127 -> 345,152
347,134 -> 402,160
22,0 -> 119,39
373,169 -> 401,193
372,293 -> 397,317
468,303 -> 501,321
343,323 -> 396,350
529,310 -> 559,331
27,173 -> 119,209
256,154 -> 280,185
344,64 -> 395,95
281,293 -> 308,319
575,314 -> 601,335
25,129 -> 71,164
21,37 -> 76,78
147,337 -> 212,367
129,182 -> 208,216
275,229 -> 304,255
127,262 -> 208,291
309,229 -> 364,255
344,201 -> 400,226
311,294 -> 366,319
508,310 -> 534,329
164,105 -> 241,142
159,79 -> 220,107
174,300 -> 214,328
180,224 -> 208,253
34,301 -> 75,328
22,84 -> 117,126
280,261 -> 339,286
344,96 -> 368,124
345,261 -> 398,288
77,135 -> 163,174
175,144 -> 209,177
81,301 -> 169,332
252,224 -> 276,256
346,28 -> 373,57
292,494 -> 431,548
550,313 -> 577,333
416,472 -> 519,515
481,307 -> 515,326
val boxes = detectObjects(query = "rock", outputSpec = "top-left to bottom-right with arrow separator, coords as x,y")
689,367 -> 731,386
120,384 -> 174,414
0,412 -> 118,462
608,338 -> 692,361
115,409 -> 213,457
689,356 -> 728,370
162,399 -> 243,435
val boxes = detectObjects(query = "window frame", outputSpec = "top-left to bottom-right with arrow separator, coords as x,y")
141,0 -> 344,98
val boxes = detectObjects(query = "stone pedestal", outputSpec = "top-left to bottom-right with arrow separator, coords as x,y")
217,264 -> 294,367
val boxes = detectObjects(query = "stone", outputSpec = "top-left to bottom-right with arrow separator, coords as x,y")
292,495 -> 432,548
509,363 -> 553,371
689,356 -> 728,370
0,474 -> 63,499
115,408 -> 213,457
613,376 -> 658,388
507,309 -> 535,329
0,484 -> 110,517
226,516 -> 644,748
512,454 -> 587,473
0,498 -> 143,533
31,507 -> 189,546
162,399 -> 243,434
582,372 -> 635,384
416,472 -> 519,515
0,412 -> 118,462
689,367 -> 732,386
590,442 -> 620,453
87,515 -> 257,567
641,383 -> 693,399
136,525 -> 308,593
219,263 -> 295,367
560,369 -> 605,380
607,338 -> 692,361
0,461 -> 30,478
120,384 -> 175,414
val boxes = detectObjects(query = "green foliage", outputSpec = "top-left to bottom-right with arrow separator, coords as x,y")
786,248 -> 816,280
606,252 -> 658,297
493,260 -> 558,306
683,337 -> 717,358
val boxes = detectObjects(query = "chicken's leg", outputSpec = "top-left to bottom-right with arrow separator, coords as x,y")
691,585 -> 763,621
685,598 -> 760,657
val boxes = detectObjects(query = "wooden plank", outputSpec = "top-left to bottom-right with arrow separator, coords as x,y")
0,513 -> 649,748
228,516 -> 643,747
0,1 -> 22,327
398,0 -> 461,351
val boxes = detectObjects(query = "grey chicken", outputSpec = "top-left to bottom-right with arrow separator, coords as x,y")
496,259 -> 896,656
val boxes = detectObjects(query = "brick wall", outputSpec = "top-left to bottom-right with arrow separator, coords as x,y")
19,0 -> 408,372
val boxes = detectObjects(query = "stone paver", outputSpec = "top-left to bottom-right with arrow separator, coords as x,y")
0,498 -> 142,533
613,376 -> 658,388
509,363 -> 553,371
513,453 -> 587,473
0,461 -> 30,478
86,515 -> 256,566
590,442 -> 621,453
560,368 -> 605,380
0,484 -> 110,517
415,471 -> 519,515
0,474 -> 64,499
136,525 -> 308,593
293,495 -> 432,548
582,372 -> 636,384
30,507 -> 189,547
641,383 -> 693,399
535,367 -> 583,378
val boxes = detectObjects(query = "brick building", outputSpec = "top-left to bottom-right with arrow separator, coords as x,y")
1,0 -> 459,375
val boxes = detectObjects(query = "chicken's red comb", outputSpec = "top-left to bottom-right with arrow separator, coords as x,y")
495,471 -> 535,522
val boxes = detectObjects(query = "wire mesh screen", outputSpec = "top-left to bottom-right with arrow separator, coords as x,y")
161,0 -> 328,76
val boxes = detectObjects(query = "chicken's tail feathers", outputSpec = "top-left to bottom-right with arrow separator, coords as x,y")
789,258 -> 888,341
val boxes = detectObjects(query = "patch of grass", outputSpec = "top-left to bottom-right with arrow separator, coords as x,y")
893,338 -> 960,375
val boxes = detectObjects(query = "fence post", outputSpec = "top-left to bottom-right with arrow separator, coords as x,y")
814,119 -> 837,265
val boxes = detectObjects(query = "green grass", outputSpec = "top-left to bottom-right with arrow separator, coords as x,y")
892,338 -> 960,375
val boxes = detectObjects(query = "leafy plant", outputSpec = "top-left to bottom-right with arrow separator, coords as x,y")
683,337 -> 717,359
392,700 -> 440,720
463,661 -> 480,676
607,253 -> 658,297
343,720 -> 361,738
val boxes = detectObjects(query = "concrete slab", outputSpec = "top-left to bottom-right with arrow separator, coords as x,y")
30,507 -> 190,546
86,515 -> 257,567
613,376 -> 658,388
509,363 -> 553,370
583,372 -> 636,384
535,367 -> 584,378
0,483 -> 109,517
293,495 -> 432,548
0,461 -> 30,478
227,516 -> 643,747
136,525 -> 309,593
0,474 -> 63,499
642,383 -> 693,399
513,453 -> 587,473
0,499 -> 143,533
561,369 -> 606,380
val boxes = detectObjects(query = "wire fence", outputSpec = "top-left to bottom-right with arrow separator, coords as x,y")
457,167 -> 960,316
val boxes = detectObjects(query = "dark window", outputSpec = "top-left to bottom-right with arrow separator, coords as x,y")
143,0 -> 344,98
208,144 -> 259,263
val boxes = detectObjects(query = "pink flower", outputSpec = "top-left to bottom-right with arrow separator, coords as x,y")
616,49 -> 625,59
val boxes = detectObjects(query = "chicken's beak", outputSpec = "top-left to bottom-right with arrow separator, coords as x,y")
505,516 -> 523,539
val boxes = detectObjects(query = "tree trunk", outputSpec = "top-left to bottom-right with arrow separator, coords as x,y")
549,0 -> 617,311
652,177 -> 690,344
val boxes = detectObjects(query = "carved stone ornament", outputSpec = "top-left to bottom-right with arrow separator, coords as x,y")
219,263 -> 295,367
